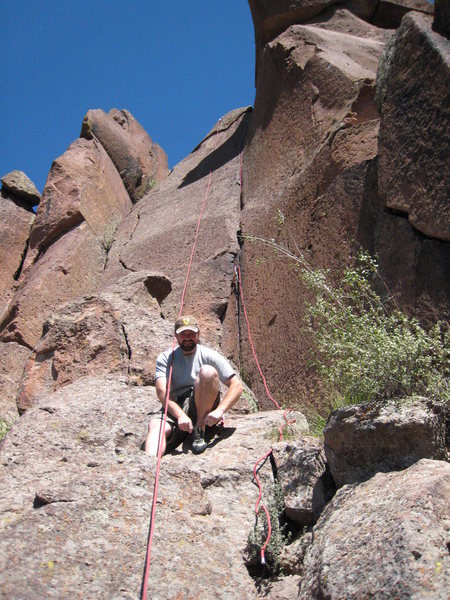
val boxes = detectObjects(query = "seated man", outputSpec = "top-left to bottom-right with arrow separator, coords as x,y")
145,315 -> 243,455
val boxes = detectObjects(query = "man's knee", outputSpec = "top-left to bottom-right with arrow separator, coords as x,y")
197,365 -> 219,384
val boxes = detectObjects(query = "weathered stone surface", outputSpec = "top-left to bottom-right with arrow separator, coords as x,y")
377,12 -> 450,241
272,437 -> 335,525
434,0 -> 450,36
373,209 -> 450,324
279,530 -> 313,576
0,374 -> 308,598
256,575 -> 302,599
239,20 -> 383,408
299,459 -> 450,599
308,7 -> 392,41
0,342 -> 30,429
374,0 -> 433,28
249,0 -> 341,47
0,190 -> 35,319
324,397 -> 447,487
102,107 -> 251,348
81,108 -> 169,203
17,271 -> 174,411
1,170 -> 41,206
0,222 -> 106,349
28,137 -> 132,258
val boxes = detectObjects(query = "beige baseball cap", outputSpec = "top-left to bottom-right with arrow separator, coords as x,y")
175,315 -> 199,334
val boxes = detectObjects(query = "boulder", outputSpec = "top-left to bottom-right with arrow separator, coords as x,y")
16,271 -> 174,412
1,170 -> 40,206
27,137 -> 132,259
299,459 -> 450,599
272,437 -> 335,525
0,374 -> 308,597
0,190 -> 35,319
324,397 -> 447,487
81,108 -> 169,203
0,342 -> 30,430
377,12 -> 450,241
102,107 -> 252,349
434,0 -> 450,36
0,222 -> 106,349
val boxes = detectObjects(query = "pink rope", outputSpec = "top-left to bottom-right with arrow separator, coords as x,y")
235,264 -> 296,564
141,123 -> 221,600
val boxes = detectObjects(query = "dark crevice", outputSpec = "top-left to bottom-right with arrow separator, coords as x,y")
33,494 -> 76,509
119,258 -> 134,273
120,323 -> 132,375
13,237 -> 30,281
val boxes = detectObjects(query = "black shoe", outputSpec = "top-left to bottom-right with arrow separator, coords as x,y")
192,427 -> 207,454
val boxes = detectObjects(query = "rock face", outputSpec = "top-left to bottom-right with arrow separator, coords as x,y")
0,189 -> 35,320
102,106 -> 251,347
239,8 -> 385,408
28,137 -> 132,257
81,108 -> 169,203
299,460 -> 450,599
0,342 -> 30,429
0,222 -> 107,349
235,1 -> 449,410
0,374 -> 308,598
378,12 -> 450,242
0,134 -> 133,349
17,271 -> 173,412
324,397 -> 448,487
0,1 -> 449,597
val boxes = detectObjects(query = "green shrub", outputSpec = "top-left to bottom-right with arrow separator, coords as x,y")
0,418 -> 11,442
302,251 -> 449,405
244,235 -> 449,410
246,482 -> 291,575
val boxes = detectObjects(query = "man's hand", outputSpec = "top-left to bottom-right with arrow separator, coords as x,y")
177,413 -> 193,433
204,407 -> 225,428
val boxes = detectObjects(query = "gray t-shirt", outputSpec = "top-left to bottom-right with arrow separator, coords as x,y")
155,344 -> 235,398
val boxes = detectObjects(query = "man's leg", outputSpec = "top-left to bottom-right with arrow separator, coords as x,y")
193,365 -> 220,429
145,418 -> 173,456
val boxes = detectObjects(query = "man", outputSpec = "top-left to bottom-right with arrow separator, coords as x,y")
145,315 -> 243,456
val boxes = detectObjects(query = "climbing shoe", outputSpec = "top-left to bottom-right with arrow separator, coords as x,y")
192,427 -> 207,454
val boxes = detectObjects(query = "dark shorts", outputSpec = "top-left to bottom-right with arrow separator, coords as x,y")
151,387 -> 220,452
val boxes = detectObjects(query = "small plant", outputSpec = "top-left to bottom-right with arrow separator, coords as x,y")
0,418 -> 11,442
102,220 -> 119,252
276,209 -> 285,227
246,482 -> 291,576
242,388 -> 259,413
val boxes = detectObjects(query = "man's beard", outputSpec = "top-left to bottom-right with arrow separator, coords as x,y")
180,340 -> 197,353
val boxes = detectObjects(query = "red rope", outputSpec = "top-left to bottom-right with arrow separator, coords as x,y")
235,264 -> 295,564
141,122 -> 221,600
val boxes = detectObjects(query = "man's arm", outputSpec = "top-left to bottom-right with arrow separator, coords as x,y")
155,377 -> 193,433
204,374 -> 243,427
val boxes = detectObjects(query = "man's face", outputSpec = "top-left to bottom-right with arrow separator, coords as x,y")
176,329 -> 199,354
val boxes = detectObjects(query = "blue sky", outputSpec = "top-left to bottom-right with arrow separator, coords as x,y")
1,1 -> 255,193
